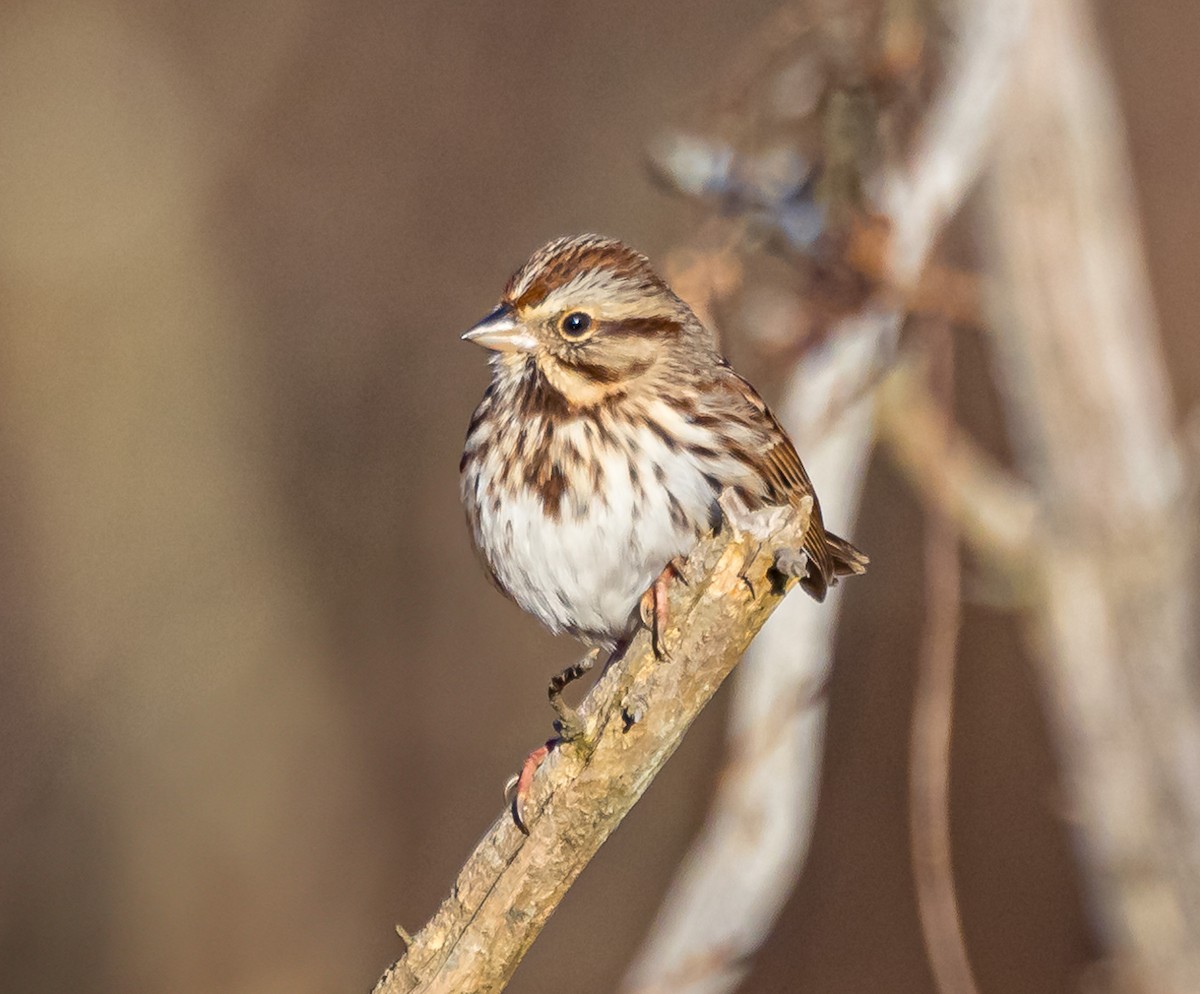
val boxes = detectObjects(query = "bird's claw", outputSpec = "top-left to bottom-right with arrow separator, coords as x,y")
506,739 -> 555,834
507,647 -> 605,833
641,560 -> 684,659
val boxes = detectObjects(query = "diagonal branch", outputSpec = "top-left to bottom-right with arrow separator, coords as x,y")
372,495 -> 812,994
621,309 -> 892,994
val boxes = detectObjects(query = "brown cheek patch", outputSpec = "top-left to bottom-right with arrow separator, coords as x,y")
619,356 -> 654,379
565,355 -> 652,386
562,322 -> 664,386
569,359 -> 625,385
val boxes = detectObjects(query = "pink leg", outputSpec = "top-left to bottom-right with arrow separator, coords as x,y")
511,739 -> 554,834
641,560 -> 684,658
653,570 -> 672,651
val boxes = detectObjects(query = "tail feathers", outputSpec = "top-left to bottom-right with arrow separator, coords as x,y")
799,531 -> 868,602
828,531 -> 869,577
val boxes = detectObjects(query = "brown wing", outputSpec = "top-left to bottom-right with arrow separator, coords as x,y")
714,367 -> 867,600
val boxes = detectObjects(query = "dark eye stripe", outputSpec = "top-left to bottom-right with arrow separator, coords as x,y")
600,316 -> 683,338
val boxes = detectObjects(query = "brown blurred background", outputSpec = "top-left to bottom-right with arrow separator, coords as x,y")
1,2 -> 1197,992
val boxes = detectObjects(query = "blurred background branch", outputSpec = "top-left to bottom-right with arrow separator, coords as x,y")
2,1 -> 1198,993
983,0 -> 1200,987
623,1 -> 1200,992
624,2 -> 1016,991
907,322 -> 978,994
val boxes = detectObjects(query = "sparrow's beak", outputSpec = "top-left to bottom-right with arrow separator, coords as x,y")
461,304 -> 538,353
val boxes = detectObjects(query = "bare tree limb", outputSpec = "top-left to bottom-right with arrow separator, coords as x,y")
908,325 -> 979,994
876,359 -> 1039,574
881,0 -> 1030,289
371,495 -> 812,994
981,0 -> 1200,988
620,3 -> 1025,991
621,311 -> 890,994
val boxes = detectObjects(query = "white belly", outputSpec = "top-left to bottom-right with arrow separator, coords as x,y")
465,423 -> 720,642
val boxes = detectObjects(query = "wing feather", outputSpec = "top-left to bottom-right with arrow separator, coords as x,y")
708,367 -> 865,599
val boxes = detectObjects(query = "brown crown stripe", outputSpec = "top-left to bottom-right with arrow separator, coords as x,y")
508,241 -> 662,310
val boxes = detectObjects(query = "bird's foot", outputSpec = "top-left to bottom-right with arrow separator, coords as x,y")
505,739 -> 555,835
640,559 -> 686,659
548,648 -> 600,741
773,547 -> 809,584
505,648 -> 605,834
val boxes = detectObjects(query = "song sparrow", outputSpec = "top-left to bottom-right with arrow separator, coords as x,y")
460,234 -> 866,652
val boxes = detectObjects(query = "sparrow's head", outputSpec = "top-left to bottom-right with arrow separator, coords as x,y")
463,235 -> 708,405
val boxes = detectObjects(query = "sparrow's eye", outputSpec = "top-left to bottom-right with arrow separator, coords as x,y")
558,311 -> 593,340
